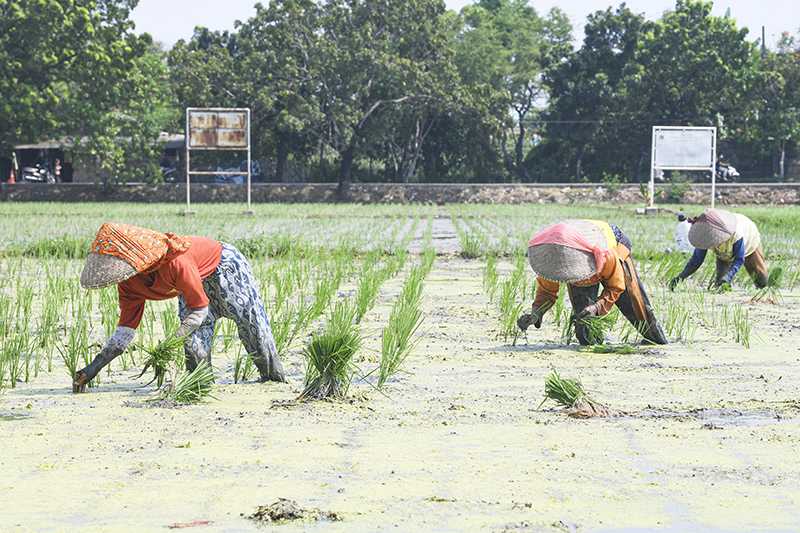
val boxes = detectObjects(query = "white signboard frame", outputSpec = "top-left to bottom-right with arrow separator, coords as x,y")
185,107 -> 252,213
650,126 -> 717,208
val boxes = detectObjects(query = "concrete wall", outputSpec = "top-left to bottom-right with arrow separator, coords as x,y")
1,182 -> 799,205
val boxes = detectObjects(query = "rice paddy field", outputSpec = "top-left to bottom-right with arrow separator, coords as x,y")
1,202 -> 800,532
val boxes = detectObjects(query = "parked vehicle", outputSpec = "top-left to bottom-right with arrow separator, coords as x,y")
21,163 -> 55,183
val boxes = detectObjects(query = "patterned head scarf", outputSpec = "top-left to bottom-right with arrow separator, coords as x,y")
688,209 -> 737,250
91,222 -> 192,273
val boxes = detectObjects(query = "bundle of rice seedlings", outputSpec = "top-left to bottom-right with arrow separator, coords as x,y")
561,311 -> 617,345
299,302 -> 361,401
137,336 -> 185,388
161,361 -> 216,404
751,267 -> 783,304
580,344 -> 637,355
540,369 -> 610,418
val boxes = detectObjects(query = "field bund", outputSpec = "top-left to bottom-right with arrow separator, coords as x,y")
2,181 -> 800,205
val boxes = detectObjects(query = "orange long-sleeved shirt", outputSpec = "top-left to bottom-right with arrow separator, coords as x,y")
532,243 -> 630,316
117,237 -> 222,328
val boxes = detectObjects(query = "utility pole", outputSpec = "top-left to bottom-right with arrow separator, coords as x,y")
762,26 -> 767,58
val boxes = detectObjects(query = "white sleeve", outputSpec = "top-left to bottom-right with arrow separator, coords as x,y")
104,326 -> 136,354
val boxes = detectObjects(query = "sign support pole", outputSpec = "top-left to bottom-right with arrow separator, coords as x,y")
184,109 -> 193,215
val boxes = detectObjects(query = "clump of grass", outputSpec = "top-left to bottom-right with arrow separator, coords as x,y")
160,361 -> 216,404
137,336 -> 185,387
540,369 -> 610,418
299,302 -> 361,400
751,267 -> 783,304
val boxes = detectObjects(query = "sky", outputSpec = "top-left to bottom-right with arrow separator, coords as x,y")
132,0 -> 799,49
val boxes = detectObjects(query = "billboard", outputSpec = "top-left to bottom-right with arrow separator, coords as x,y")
188,110 -> 248,149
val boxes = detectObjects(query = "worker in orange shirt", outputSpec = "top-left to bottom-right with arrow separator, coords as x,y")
73,222 -> 285,391
517,219 -> 667,345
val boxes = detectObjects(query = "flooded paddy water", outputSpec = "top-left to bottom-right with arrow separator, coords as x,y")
1,203 -> 799,531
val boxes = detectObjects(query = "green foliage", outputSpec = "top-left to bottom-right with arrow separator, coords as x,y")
0,1 -> 174,181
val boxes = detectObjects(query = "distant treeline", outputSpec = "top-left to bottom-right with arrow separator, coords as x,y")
1,0 -> 798,185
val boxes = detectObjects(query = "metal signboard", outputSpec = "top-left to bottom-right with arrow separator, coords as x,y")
185,108 -> 252,212
650,126 -> 717,208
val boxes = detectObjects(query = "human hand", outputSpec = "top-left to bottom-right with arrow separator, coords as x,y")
577,304 -> 599,320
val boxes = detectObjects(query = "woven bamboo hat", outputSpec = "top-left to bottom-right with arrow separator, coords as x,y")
80,252 -> 137,289
688,209 -> 737,250
528,220 -> 608,283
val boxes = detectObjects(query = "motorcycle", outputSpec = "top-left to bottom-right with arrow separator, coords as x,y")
21,163 -> 56,183
715,162 -> 740,182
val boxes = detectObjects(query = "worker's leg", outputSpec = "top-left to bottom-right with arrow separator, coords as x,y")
209,243 -> 286,383
616,258 -> 668,345
744,247 -> 769,289
179,295 -> 217,371
567,283 -> 599,346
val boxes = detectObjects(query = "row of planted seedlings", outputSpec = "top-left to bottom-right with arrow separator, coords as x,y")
299,245 -> 436,400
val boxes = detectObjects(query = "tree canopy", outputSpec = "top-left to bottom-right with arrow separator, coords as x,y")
2,0 -> 799,184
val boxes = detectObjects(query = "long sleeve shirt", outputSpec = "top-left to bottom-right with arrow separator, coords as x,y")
533,242 -> 629,317
681,238 -> 745,283
117,237 -> 222,328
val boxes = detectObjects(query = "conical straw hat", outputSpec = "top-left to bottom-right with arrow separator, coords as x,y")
528,220 -> 607,283
688,209 -> 737,250
80,252 -> 137,289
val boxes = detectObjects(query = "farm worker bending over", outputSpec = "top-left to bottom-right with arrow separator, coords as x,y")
517,219 -> 668,345
669,209 -> 768,291
73,222 -> 285,392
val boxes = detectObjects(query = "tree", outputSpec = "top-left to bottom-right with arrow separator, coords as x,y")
453,1 -> 572,180
0,0 -> 171,181
316,0 -> 455,195
743,32 -> 800,178
537,4 -> 650,181
236,0 -> 324,182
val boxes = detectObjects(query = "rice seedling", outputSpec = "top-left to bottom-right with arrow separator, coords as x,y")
733,307 -> 752,349
299,301 -> 361,401
540,369 -> 610,418
232,346 -> 256,384
751,267 -> 783,304
59,320 -> 89,385
137,336 -> 185,388
483,254 -> 499,302
378,273 -> 425,388
158,361 -> 216,404
459,232 -> 482,259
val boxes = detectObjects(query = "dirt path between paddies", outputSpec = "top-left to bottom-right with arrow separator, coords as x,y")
2,257 -> 800,532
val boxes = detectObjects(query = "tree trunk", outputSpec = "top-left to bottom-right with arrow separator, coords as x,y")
337,143 -> 355,201
515,122 -> 527,181
575,145 -> 585,182
779,140 -> 786,180
276,137 -> 289,183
